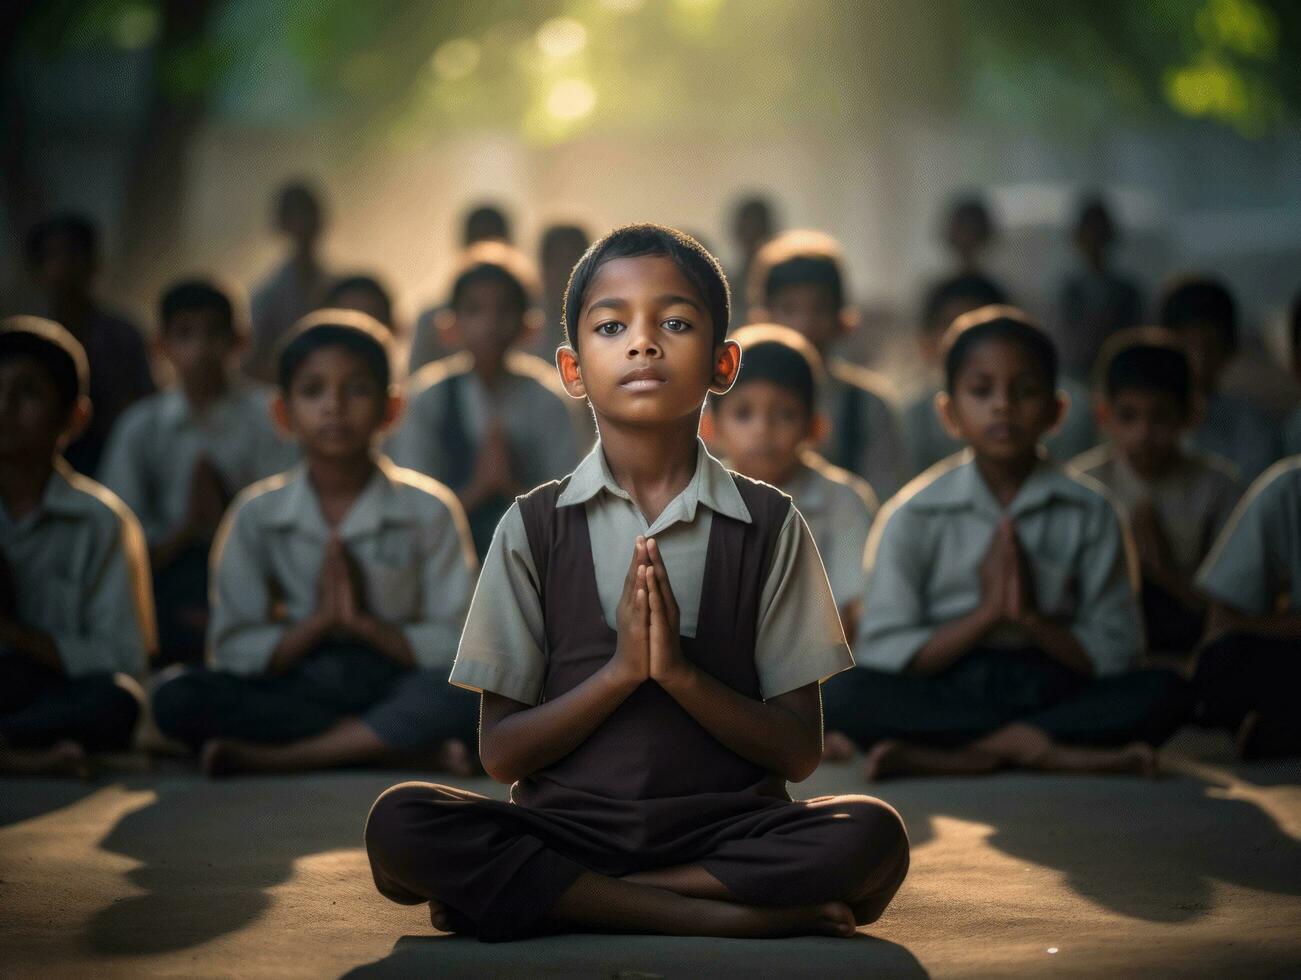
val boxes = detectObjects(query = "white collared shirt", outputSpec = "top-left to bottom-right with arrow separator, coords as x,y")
99,381 -> 298,544
0,459 -> 155,676
856,451 -> 1142,676
207,456 -> 477,675
448,439 -> 852,705
779,451 -> 877,608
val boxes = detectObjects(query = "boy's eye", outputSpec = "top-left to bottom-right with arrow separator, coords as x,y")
663,318 -> 691,332
595,321 -> 624,336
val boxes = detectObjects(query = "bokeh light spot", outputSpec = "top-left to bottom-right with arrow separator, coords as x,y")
536,18 -> 588,60
546,78 -> 597,121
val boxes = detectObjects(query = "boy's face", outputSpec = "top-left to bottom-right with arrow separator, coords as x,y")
712,380 -> 812,486
276,347 -> 391,459
1176,322 -> 1231,391
32,232 -> 94,298
557,255 -> 737,429
448,279 -> 527,368
0,356 -> 77,460
1100,388 -> 1186,479
161,309 -> 238,383
765,283 -> 844,353
940,338 -> 1061,464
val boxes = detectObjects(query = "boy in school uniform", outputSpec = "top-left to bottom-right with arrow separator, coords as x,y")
1160,276 -> 1279,483
1072,329 -> 1241,656
902,276 -> 1096,478
1192,455 -> 1301,758
366,224 -> 909,942
100,279 -> 298,665
747,230 -> 905,500
1,316 -> 155,776
705,323 -> 877,635
390,241 -> 585,558
1283,294 -> 1301,457
825,307 -> 1187,780
151,311 -> 479,776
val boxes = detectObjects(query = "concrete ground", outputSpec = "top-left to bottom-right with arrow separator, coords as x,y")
1,729 -> 1299,979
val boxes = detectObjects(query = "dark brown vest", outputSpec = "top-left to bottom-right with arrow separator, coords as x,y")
513,473 -> 793,838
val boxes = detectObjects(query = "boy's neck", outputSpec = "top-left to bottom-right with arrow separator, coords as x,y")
0,454 -> 56,523
179,371 -> 231,412
598,415 -> 701,526
306,452 -> 376,525
470,353 -> 509,389
1119,445 -> 1181,483
973,451 -> 1038,508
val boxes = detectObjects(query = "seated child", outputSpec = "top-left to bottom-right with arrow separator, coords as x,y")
1072,329 -> 1241,657
824,307 -> 1188,780
1160,276 -> 1279,482
902,276 -> 1096,477
389,241 -> 584,557
1193,455 -> 1301,758
100,279 -> 298,665
1,316 -> 154,776
747,230 -> 905,499
1283,292 -> 1301,457
151,310 -> 479,777
706,323 -> 877,635
365,224 -> 909,942
325,274 -> 396,333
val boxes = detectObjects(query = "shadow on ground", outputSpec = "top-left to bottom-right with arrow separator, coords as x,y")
344,932 -> 929,979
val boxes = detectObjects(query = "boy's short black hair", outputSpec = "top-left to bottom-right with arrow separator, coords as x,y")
564,223 -> 730,351
277,309 -> 392,393
920,273 -> 1008,335
540,223 -> 590,261
462,203 -> 511,246
1097,327 -> 1193,413
325,274 -> 394,327
748,230 -> 846,313
1159,276 -> 1238,353
25,213 -> 97,267
275,181 -> 323,223
0,315 -> 89,410
941,305 -> 1058,393
448,241 -> 540,314
719,324 -> 824,414
160,278 -> 238,337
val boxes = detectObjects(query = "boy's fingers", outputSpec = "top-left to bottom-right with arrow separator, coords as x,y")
622,537 -> 645,597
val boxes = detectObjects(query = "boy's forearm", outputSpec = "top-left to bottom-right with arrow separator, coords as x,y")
346,615 -> 417,668
1019,616 -> 1094,677
656,665 -> 821,782
0,618 -> 64,673
480,663 -> 643,783
906,604 -> 998,674
266,614 -> 331,675
1209,602 -> 1301,642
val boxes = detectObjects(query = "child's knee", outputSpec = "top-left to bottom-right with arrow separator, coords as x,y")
151,671 -> 205,740
365,782 -> 439,860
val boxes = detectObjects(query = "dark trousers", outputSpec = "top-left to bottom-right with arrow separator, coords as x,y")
366,784 -> 910,942
1141,579 -> 1205,657
0,655 -> 141,751
1193,632 -> 1301,756
151,642 -> 479,751
153,542 -> 210,667
823,647 -> 1189,750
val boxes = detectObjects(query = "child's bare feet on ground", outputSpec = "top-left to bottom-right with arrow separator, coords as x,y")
822,731 -> 855,762
434,738 -> 472,776
201,738 -> 260,777
428,899 -> 452,933
863,739 -> 1000,780
0,739 -> 91,779
716,900 -> 858,939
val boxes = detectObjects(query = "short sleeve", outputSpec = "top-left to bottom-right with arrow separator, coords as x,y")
207,495 -> 286,675
1197,465 -> 1293,616
854,502 -> 935,673
448,503 -> 548,704
753,508 -> 853,699
821,479 -> 877,608
1067,496 -> 1143,676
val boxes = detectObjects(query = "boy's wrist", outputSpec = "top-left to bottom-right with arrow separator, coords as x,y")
653,657 -> 697,697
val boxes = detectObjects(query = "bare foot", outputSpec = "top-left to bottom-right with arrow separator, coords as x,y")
429,899 -> 452,933
0,739 -> 91,779
435,738 -> 473,776
822,731 -> 856,762
722,900 -> 858,939
863,739 -> 1000,780
863,740 -> 905,781
1037,740 -> 1158,778
201,738 -> 260,777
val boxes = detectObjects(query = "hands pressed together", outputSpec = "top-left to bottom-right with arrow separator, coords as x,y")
610,535 -> 691,691
313,534 -> 371,635
979,517 -> 1039,628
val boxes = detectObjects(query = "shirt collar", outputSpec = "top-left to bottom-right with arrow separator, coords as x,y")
1,458 -> 100,531
261,455 -> 414,539
916,450 -> 1095,519
558,438 -> 752,529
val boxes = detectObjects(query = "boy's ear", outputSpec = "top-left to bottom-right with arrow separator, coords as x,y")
434,307 -> 460,345
1046,388 -> 1069,436
1092,393 -> 1110,431
270,392 -> 295,438
838,306 -> 861,337
556,345 -> 587,400
810,410 -> 831,445
59,396 -> 93,448
935,390 -> 963,440
708,339 -> 742,395
379,389 -> 403,434
521,307 -> 545,340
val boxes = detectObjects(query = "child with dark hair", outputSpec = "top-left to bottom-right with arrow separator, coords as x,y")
1,316 -> 154,776
1160,276 -> 1278,482
150,310 -> 478,776
708,323 -> 877,633
748,230 -> 905,499
825,307 -> 1187,780
326,274 -> 396,333
1056,195 -> 1143,378
1072,328 -> 1241,657
366,223 -> 909,942
100,278 -> 297,665
1193,455 -> 1301,757
534,222 -> 591,358
391,241 -> 583,557
24,212 -> 155,475
728,194 -> 778,325
246,180 -> 333,383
